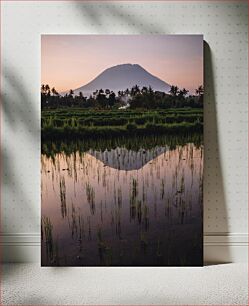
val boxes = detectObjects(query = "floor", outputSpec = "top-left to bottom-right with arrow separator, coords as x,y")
2,263 -> 248,305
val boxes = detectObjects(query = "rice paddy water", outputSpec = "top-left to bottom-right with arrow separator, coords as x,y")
41,135 -> 203,266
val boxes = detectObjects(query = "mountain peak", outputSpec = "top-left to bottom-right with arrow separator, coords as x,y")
106,63 -> 143,70
71,63 -> 170,96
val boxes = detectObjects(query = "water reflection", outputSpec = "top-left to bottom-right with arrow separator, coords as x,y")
41,141 -> 203,266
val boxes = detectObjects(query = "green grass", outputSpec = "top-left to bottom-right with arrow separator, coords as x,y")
42,108 -> 203,141
42,107 -> 203,116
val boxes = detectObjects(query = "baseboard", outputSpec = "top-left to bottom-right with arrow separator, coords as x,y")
1,232 -> 248,263
204,232 -> 248,263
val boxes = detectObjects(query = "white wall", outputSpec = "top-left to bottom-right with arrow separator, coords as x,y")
1,1 -> 248,263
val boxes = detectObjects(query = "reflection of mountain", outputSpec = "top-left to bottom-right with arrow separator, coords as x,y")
88,147 -> 168,171
63,64 -> 171,96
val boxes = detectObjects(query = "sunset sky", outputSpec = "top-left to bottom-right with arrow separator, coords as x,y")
41,35 -> 203,94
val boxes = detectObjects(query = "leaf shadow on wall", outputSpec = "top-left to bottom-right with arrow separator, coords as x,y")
76,2 -> 164,33
203,41 -> 230,264
1,66 -> 40,265
1,2 -> 166,282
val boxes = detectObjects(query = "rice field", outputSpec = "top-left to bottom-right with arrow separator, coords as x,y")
41,108 -> 203,140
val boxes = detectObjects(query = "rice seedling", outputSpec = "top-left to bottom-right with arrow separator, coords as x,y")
130,178 -> 138,220
156,239 -> 163,259
42,217 -> 55,262
160,179 -> 165,199
78,213 -> 84,241
153,187 -> 158,218
115,208 -> 122,239
100,200 -> 103,223
59,176 -> 67,218
85,182 -> 95,215
87,216 -> 92,241
137,200 -> 142,224
70,202 -> 78,238
97,226 -> 112,265
117,188 -> 122,208
142,203 -> 149,231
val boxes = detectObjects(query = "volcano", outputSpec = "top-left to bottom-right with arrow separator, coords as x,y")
64,63 -> 171,96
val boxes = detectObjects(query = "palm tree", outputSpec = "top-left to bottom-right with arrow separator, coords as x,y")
131,85 -> 140,96
182,88 -> 189,97
45,84 -> 50,95
148,86 -> 153,94
142,86 -> 148,94
134,85 -> 140,94
195,85 -> 204,96
178,88 -> 189,97
41,84 -> 46,94
169,85 -> 179,96
125,88 -> 130,96
51,87 -> 58,96
118,90 -> 125,99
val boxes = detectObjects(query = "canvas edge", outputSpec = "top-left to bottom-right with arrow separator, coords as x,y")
1,232 -> 248,263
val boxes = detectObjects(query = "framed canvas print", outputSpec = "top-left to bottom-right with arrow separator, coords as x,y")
41,35 -> 203,266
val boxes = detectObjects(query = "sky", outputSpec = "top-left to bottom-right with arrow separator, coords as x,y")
41,35 -> 203,94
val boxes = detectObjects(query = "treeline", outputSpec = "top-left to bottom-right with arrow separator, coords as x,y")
41,84 -> 204,110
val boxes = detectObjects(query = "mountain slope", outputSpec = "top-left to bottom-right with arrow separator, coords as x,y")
66,64 -> 170,96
